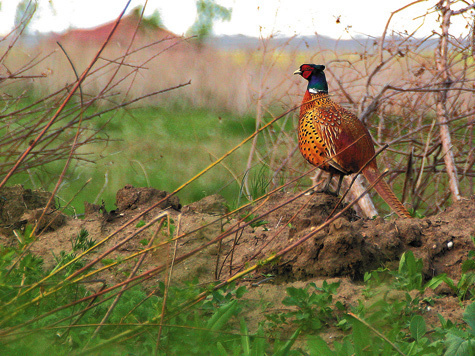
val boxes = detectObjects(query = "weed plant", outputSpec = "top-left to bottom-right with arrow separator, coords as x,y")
1,227 -> 475,355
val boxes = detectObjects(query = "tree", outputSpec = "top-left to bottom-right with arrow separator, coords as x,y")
187,0 -> 232,44
132,6 -> 165,29
433,0 -> 475,201
14,0 -> 37,34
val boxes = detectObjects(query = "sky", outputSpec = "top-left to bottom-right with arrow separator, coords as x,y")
0,0 -> 473,39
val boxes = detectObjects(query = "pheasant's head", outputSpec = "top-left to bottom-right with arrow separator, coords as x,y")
294,64 -> 328,94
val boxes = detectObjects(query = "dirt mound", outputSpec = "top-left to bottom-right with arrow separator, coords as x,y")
1,185 -> 473,282
222,191 -> 473,282
0,185 -> 473,326
0,185 -> 66,236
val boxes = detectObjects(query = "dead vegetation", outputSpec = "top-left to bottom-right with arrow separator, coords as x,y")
2,2 -> 474,217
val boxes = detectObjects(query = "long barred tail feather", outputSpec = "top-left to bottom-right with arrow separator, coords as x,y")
362,165 -> 412,218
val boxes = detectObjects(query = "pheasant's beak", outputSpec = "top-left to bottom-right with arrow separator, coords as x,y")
293,69 -> 302,75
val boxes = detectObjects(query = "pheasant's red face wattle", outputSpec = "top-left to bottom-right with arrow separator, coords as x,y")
302,70 -> 312,79
300,65 -> 314,79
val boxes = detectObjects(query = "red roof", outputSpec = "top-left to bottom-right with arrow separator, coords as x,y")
53,12 -> 180,46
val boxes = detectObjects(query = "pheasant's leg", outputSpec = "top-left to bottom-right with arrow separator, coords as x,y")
317,171 -> 336,195
335,173 -> 344,196
317,172 -> 344,196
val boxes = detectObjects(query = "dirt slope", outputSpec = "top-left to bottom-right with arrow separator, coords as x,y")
1,184 -> 473,331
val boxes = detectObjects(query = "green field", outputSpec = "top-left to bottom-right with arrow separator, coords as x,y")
7,104 -> 265,214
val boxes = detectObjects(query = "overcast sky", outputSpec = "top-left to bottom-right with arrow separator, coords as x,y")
0,0 -> 472,39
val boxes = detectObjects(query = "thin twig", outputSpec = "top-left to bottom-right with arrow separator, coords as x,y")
0,0 -> 132,190
156,214 -> 181,354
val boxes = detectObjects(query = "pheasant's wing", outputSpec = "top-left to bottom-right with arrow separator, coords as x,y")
325,104 -> 375,173
308,106 -> 351,175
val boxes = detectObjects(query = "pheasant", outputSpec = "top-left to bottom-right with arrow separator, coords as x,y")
294,64 -> 411,218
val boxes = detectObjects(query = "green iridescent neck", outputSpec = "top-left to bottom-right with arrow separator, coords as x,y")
307,71 -> 328,94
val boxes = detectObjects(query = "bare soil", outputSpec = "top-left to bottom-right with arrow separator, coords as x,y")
1,184 -> 474,336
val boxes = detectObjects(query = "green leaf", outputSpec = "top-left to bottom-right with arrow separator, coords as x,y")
425,273 -> 455,291
309,317 -> 323,331
457,273 -> 475,300
206,300 -> 237,331
306,335 -> 336,356
216,341 -> 228,356
135,220 -> 146,228
398,250 -> 424,290
240,318 -> 250,356
438,313 -> 448,329
399,250 -> 414,275
350,317 -> 371,356
462,260 -> 475,273
445,332 -> 472,356
251,325 -> 266,356
463,302 -> 475,335
410,315 -> 426,341
235,285 -> 247,299
334,338 -> 354,354
273,327 -> 301,356
285,286 -> 306,301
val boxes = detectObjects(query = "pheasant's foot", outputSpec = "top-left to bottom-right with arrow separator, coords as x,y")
305,186 -> 339,196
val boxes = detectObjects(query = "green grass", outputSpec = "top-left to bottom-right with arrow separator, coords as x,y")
7,105 -> 259,214
1,237 -> 474,355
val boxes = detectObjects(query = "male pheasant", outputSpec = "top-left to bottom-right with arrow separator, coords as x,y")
294,64 -> 411,218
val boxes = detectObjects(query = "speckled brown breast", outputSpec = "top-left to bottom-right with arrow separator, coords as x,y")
298,112 -> 335,170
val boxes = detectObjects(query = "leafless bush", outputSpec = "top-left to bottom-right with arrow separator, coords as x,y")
249,1 -> 475,217
2,1 -> 473,219
0,6 -> 191,190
